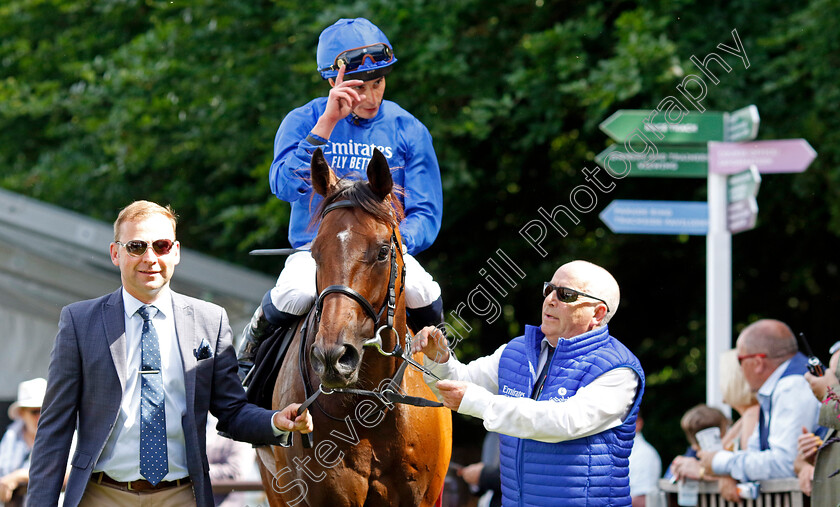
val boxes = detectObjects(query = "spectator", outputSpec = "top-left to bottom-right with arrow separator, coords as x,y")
206,413 -> 262,507
413,260 -> 645,506
797,344 -> 840,503
458,432 -> 502,507
26,200 -> 313,507
0,378 -> 46,506
718,348 -> 761,501
629,412 -> 662,507
719,349 -> 760,452
238,17 -> 444,380
677,320 -> 821,484
669,404 -> 728,478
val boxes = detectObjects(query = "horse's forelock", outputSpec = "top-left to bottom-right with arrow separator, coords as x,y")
313,177 -> 404,228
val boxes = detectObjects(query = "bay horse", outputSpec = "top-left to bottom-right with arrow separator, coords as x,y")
257,148 -> 452,506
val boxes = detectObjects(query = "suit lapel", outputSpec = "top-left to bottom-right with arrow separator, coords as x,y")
103,290 -> 128,391
172,292 -> 197,413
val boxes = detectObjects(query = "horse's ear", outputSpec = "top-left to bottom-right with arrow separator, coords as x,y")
366,148 -> 393,200
311,148 -> 337,197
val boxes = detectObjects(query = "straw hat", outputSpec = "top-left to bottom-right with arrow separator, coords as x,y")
8,378 -> 47,420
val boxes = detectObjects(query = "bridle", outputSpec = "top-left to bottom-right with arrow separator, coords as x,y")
295,199 -> 442,448
314,199 -> 405,350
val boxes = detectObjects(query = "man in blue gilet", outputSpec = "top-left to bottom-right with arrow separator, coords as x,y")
414,260 -> 645,506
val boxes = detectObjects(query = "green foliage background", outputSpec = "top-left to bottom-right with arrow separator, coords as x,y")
2,0 -> 839,463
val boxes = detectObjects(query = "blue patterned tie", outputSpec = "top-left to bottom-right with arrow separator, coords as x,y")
137,305 -> 168,485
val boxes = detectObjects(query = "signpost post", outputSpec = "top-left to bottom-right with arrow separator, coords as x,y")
596,104 -> 817,411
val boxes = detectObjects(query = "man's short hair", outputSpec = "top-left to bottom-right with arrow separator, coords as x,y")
113,200 -> 178,241
738,319 -> 798,363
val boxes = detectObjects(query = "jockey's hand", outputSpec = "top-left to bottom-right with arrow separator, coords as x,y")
312,65 -> 364,138
435,380 -> 468,411
411,326 -> 450,363
274,403 -> 314,434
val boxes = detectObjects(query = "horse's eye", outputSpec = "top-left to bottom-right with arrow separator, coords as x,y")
377,245 -> 390,261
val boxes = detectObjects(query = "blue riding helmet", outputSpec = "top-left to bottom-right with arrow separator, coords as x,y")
317,18 -> 398,81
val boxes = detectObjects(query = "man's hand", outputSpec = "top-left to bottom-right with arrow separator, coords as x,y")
458,462 -> 484,487
274,403 -> 314,434
412,326 -> 450,364
435,380 -> 468,411
717,477 -> 741,503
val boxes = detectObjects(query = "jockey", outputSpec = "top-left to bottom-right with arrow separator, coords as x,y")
238,18 -> 444,378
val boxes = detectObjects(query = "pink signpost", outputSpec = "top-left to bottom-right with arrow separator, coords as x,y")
708,139 -> 817,175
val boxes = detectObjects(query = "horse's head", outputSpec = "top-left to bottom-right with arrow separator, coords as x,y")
308,147 -> 405,388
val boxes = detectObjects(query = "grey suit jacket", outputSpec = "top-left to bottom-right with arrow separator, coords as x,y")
27,289 -> 286,507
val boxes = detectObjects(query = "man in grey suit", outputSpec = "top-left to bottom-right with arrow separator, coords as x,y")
27,200 -> 313,507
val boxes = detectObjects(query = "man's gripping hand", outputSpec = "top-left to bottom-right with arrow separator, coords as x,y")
274,403 -> 314,434
411,326 -> 450,364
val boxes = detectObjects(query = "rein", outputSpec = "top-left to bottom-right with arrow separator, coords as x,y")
296,199 -> 442,445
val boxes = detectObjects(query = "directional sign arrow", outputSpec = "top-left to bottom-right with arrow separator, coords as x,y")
727,196 -> 758,234
598,105 -> 759,144
708,139 -> 817,174
725,105 -> 760,143
599,200 -> 708,235
595,145 -> 708,178
726,165 -> 761,203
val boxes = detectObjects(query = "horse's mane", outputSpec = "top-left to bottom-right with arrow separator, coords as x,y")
313,175 -> 405,229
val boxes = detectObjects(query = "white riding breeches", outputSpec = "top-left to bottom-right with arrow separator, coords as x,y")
269,250 -> 441,316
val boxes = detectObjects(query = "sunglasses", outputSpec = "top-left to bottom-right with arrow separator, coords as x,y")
543,282 -> 610,313
115,239 -> 175,257
320,43 -> 394,73
737,353 -> 767,365
23,408 -> 41,416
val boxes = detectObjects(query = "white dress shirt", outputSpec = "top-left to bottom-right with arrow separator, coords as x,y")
94,288 -> 189,481
423,337 -> 638,443
711,356 -> 821,481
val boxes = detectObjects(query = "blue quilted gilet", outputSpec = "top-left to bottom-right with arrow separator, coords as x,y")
497,324 -> 645,506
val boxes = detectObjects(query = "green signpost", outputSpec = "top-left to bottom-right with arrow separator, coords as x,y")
595,145 -> 708,178
598,105 -> 759,144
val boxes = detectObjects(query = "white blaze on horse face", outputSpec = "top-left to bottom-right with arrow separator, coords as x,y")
336,227 -> 352,254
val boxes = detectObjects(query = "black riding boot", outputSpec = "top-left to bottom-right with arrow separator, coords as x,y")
237,291 -> 298,383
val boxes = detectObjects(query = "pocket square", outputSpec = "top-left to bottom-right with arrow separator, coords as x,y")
194,338 -> 213,360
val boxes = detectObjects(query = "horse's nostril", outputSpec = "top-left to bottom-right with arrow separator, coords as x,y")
337,344 -> 360,371
311,343 -> 361,379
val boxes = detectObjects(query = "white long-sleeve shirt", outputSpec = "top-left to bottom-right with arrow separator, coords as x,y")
422,339 -> 638,443
711,356 -> 821,481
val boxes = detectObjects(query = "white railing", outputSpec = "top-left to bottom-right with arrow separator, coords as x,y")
657,478 -> 808,507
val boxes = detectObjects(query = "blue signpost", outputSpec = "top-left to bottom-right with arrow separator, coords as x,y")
599,200 -> 709,235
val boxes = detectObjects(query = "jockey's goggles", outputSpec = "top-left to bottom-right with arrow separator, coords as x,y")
318,43 -> 394,74
115,239 -> 175,257
542,282 -> 610,313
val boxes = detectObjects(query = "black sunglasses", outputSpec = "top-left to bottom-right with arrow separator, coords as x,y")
116,239 -> 174,257
319,43 -> 394,73
543,282 -> 610,313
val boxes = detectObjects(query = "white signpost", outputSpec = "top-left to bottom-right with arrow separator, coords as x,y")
597,104 -> 818,412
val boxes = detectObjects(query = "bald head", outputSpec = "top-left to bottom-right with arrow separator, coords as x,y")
558,260 -> 620,325
737,319 -> 798,364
